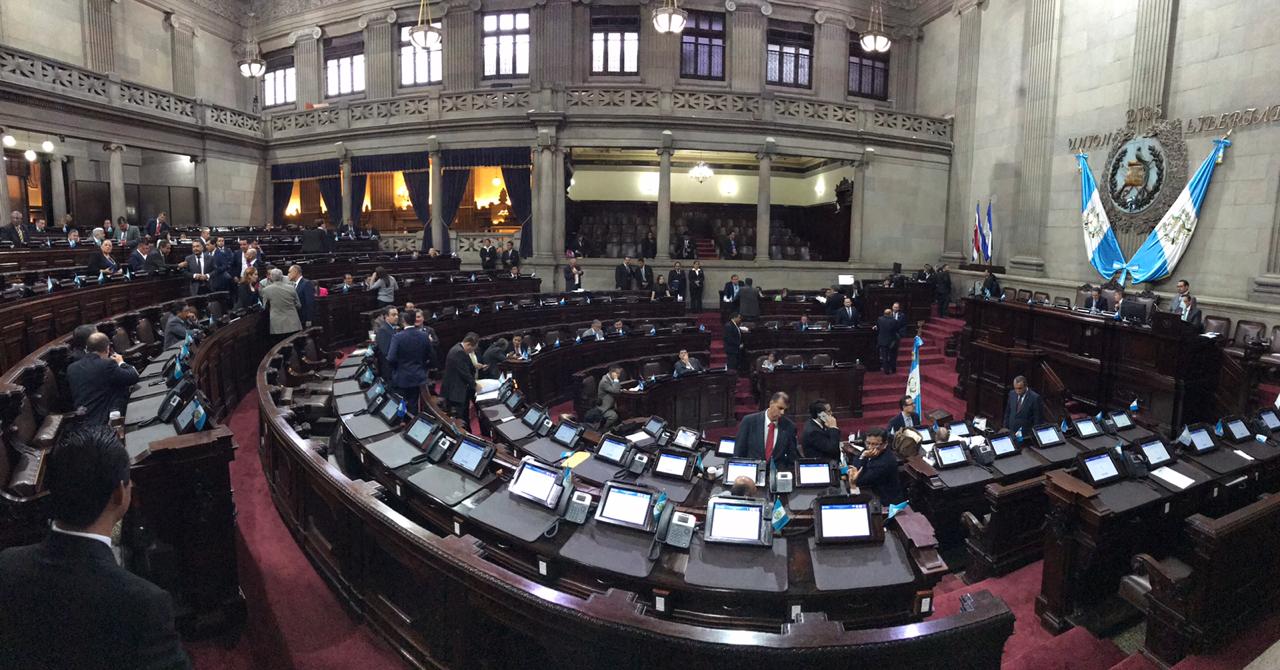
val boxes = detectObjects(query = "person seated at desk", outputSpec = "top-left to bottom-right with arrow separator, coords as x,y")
651,274 -> 673,301
68,325 -> 97,365
730,476 -> 758,497
886,396 -> 920,434
1114,287 -> 1148,322
336,273 -> 357,293
0,426 -> 191,670
734,392 -> 798,466
479,338 -> 509,380
834,297 -> 859,326
1178,294 -> 1203,330
596,366 -> 623,431
774,287 -> 790,302
796,315 -> 813,331
1082,287 -> 1109,312
127,240 -> 159,274
608,319 -> 629,337
580,320 -> 606,342
1003,375 -> 1042,438
802,400 -> 842,460
162,305 -> 195,349
980,269 -> 1002,299
508,333 -> 530,359
848,428 -> 905,505
67,333 -> 140,427
66,229 -> 82,248
673,349 -> 703,377
85,240 -> 122,277
759,351 -> 779,373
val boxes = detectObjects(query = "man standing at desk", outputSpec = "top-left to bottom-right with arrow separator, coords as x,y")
668,262 -> 687,303
387,309 -> 431,414
1170,279 -> 1192,316
614,257 -> 635,291
1004,375 -> 1042,437
479,238 -> 498,271
934,264 -> 952,317
721,274 -> 742,311
442,333 -> 481,424
734,392 -> 798,466
563,257 -> 584,291
886,396 -> 919,434
724,313 -> 745,371
835,297 -> 859,326
802,400 -> 841,460
635,258 -> 655,291
874,309 -> 900,374
67,333 -> 140,426
596,366 -> 623,431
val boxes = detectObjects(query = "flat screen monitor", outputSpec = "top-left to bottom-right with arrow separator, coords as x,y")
916,427 -> 933,444
358,368 -> 374,385
595,483 -> 655,531
405,415 -> 436,447
949,422 -> 971,438
643,416 -> 666,438
449,439 -> 491,477
837,274 -> 855,286
364,381 -> 384,404
672,427 -> 700,450
935,442 -> 969,468
723,459 -> 763,486
1035,426 -> 1064,447
716,438 -> 736,456
991,435 -> 1017,457
1075,418 -> 1101,439
705,498 -> 766,545
553,422 -> 579,447
520,406 -> 544,428
654,451 -> 692,479
1082,452 -> 1121,486
1189,428 -> 1215,453
596,436 -> 629,464
1140,440 -> 1173,468
377,395 -> 401,423
509,460 -> 561,509
796,461 -> 832,487
1261,410 -> 1280,431
816,501 -> 873,542
502,390 -> 523,411
1227,419 -> 1251,442
1110,411 -> 1134,429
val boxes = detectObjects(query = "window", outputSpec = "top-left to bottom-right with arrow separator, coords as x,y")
262,51 -> 296,108
591,10 -> 639,75
400,24 -> 443,86
766,22 -> 812,88
848,34 -> 891,100
324,34 -> 365,97
482,11 -> 530,79
680,11 -> 725,80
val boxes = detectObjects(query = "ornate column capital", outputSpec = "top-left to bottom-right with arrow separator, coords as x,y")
756,137 -> 777,161
103,143 -> 126,153
426,135 -> 441,154
723,0 -> 737,12
288,27 -> 323,45
953,0 -> 987,15
166,13 -> 197,35
759,3 -> 773,16
358,11 -> 398,29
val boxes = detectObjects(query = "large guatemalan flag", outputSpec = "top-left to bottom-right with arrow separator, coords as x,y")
905,335 -> 924,417
1076,154 -> 1128,280
1125,139 -> 1232,284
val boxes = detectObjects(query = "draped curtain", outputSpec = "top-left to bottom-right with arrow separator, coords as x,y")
317,177 -> 343,225
271,160 -> 341,227
438,170 -> 469,255
272,181 -> 294,227
403,170 -> 431,246
501,166 -> 533,259
271,159 -> 340,181
348,174 -> 367,231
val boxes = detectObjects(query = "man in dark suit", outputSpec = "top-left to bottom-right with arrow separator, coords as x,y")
0,211 -> 26,245
719,231 -> 740,260
1082,287 -> 1109,312
668,262 -> 687,301
440,333 -> 480,424
300,219 -> 328,254
834,297 -> 859,326
614,257 -> 635,291
183,241 -> 213,296
509,333 -> 530,359
0,426 -> 190,670
673,349 -> 702,377
128,240 -> 153,273
875,309 -> 900,374
289,265 -> 317,328
66,333 -> 140,426
634,258 -> 654,291
934,264 -> 953,317
608,319 -> 629,337
500,241 -> 521,272
722,274 -> 742,311
1003,375 -> 1042,437
734,392 -> 798,466
596,366 -> 623,430
886,396 -> 920,434
981,270 -> 1001,299
848,429 -> 905,504
1179,294 -> 1203,330
162,305 -> 194,348
479,238 -> 498,271
374,307 -> 400,377
563,257 -> 584,291
479,339 -> 509,380
209,237 -> 235,293
387,309 -> 432,414
801,399 -> 841,460
688,261 -> 706,311
724,313 -> 745,370
890,301 -> 907,356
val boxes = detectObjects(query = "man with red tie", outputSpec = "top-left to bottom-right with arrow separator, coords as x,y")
733,392 -> 799,466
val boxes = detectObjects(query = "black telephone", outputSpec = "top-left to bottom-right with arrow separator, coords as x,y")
627,452 -> 650,476
970,442 -> 996,467
156,378 -> 196,423
656,430 -> 673,448
536,417 -> 554,438
1120,450 -> 1148,479
426,435 -> 453,463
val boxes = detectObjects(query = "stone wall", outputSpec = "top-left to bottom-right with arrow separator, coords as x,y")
205,156 -> 267,227
0,0 -> 84,66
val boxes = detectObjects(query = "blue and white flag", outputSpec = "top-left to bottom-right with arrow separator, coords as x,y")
1126,139 -> 1231,284
1077,154 -> 1128,280
905,335 -> 924,417
983,200 -> 995,263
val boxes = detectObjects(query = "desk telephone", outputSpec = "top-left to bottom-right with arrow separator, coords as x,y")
770,467 -> 794,494
654,499 -> 695,549
970,442 -> 996,467
628,452 -> 650,476
537,417 -> 554,438
1118,448 -> 1148,479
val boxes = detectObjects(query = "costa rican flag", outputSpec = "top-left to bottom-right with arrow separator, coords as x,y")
1076,154 -> 1127,280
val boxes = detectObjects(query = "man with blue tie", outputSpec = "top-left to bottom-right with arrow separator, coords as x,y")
733,392 -> 798,466
387,309 -> 431,414
1003,376 -> 1042,437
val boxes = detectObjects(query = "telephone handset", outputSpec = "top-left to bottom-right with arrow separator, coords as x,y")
536,417 -> 554,438
1120,450 -> 1148,479
656,430 -> 673,448
628,452 -> 650,476
654,503 -> 695,549
770,466 -> 794,493
426,435 -> 453,463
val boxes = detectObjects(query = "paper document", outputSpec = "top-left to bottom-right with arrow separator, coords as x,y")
1234,449 -> 1256,461
1150,466 -> 1194,490
625,431 -> 649,443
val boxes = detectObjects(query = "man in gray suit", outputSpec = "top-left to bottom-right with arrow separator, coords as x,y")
596,366 -> 623,431
261,269 -> 302,338
113,220 -> 140,246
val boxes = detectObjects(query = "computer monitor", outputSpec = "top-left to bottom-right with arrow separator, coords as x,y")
509,460 -> 563,509
643,416 -> 667,438
991,435 -> 1018,457
1189,428 -> 1216,454
716,438 -> 736,456
949,422 -> 971,438
934,442 -> 969,469
672,427 -> 700,450
653,449 -> 695,480
1260,410 -> 1280,432
520,405 -> 545,428
596,435 -> 631,465
552,421 -> 582,448
722,458 -> 764,486
1109,411 -> 1134,430
447,438 -> 494,478
1139,440 -> 1174,468
1079,451 -> 1122,486
404,414 -> 437,447
377,393 -> 401,424
705,497 -> 768,546
1226,419 -> 1251,442
1034,425 -> 1064,448
1074,418 -> 1102,439
814,499 -> 875,544
594,483 -> 656,531
915,427 -> 933,444
502,390 -> 523,411
795,461 -> 833,487
364,381 -> 385,405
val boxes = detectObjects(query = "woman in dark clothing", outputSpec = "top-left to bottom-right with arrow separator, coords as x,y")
237,267 -> 262,309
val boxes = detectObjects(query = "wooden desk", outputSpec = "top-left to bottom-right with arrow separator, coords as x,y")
753,365 -> 866,420
743,326 -> 878,369
863,283 -> 934,325
615,369 -> 738,428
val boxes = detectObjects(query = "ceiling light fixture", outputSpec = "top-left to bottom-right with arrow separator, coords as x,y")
860,0 -> 892,53
23,149 -> 37,162
238,12 -> 267,78
41,139 -> 54,153
689,152 -> 713,183
1,134 -> 15,148
409,0 -> 443,50
652,0 -> 688,34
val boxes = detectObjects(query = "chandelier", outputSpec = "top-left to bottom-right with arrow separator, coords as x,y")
689,161 -> 713,183
409,0 -> 443,50
652,0 -> 688,34
860,0 -> 892,53
238,12 -> 266,78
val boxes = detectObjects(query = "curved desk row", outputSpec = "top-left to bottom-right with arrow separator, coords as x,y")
614,369 -> 738,429
751,364 -> 866,420
743,326 -> 878,370
260,332 -> 1015,668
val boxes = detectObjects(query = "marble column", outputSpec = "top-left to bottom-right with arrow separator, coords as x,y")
428,139 -> 444,250
168,14 -> 197,97
890,30 -> 920,111
1249,171 -> 1280,304
730,8 -> 765,94
50,157 -> 68,224
192,156 -> 210,227
656,131 -> 673,261
340,158 -> 353,228
291,27 -> 323,108
755,138 -> 775,261
443,5 -> 478,91
1009,0 -> 1063,275
848,158 -> 869,261
84,0 -> 115,73
536,132 -> 557,260
361,11 -> 398,100
1127,0 -> 1177,132
0,156 -> 11,221
105,144 -> 126,224
942,0 -> 986,264
812,13 -> 848,103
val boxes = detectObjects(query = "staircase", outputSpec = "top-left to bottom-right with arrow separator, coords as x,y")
696,313 -> 757,420
695,239 -> 718,260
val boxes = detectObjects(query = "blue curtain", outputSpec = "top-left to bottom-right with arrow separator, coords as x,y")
403,170 -> 431,247
440,148 -> 530,169
352,152 -> 430,174
349,174 -> 367,231
502,166 -> 533,259
272,181 -> 294,226
271,159 -> 340,181
439,170 -> 469,255
317,177 -> 343,226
